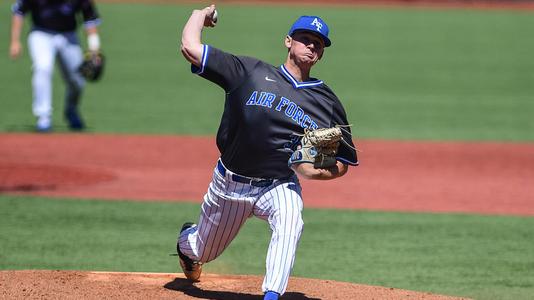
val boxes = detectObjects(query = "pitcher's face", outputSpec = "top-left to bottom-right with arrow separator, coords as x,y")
286,31 -> 325,65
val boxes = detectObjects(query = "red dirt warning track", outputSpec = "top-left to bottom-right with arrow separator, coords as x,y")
1,133 -> 533,215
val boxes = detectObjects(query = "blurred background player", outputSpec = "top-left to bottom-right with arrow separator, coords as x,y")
9,0 -> 102,132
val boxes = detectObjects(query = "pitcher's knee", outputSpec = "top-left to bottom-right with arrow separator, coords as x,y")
297,217 -> 304,231
274,215 -> 303,238
294,217 -> 304,236
287,209 -> 304,232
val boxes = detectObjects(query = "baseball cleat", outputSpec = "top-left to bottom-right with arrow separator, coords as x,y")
64,107 -> 85,130
264,291 -> 280,300
177,222 -> 202,281
36,116 -> 52,133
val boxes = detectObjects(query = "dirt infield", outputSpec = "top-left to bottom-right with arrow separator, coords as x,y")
1,133 -> 534,215
2,132 -> 533,299
0,270 -> 469,300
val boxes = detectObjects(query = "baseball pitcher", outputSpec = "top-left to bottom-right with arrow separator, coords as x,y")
176,5 -> 358,300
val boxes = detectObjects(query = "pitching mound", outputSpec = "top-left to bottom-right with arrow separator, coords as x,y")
0,270 -> 467,299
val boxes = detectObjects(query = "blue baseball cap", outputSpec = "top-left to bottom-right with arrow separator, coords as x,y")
288,16 -> 331,47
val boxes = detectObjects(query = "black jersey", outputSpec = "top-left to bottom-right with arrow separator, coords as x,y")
192,46 -> 358,179
12,0 -> 100,33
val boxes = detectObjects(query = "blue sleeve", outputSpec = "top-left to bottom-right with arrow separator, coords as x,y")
191,44 -> 210,75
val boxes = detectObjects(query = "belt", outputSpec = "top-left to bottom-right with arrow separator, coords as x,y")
217,160 -> 274,187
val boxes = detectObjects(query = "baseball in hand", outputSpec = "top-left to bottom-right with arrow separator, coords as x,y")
212,9 -> 218,23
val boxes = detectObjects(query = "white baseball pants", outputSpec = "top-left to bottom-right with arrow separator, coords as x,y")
28,30 -> 85,119
178,160 -> 304,295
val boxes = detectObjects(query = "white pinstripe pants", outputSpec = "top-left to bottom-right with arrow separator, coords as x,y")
178,162 -> 304,295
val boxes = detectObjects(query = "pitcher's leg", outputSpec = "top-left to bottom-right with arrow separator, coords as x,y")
28,31 -> 56,130
255,179 -> 304,295
179,169 -> 254,263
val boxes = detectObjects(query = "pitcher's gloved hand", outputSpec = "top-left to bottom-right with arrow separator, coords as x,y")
288,127 -> 343,169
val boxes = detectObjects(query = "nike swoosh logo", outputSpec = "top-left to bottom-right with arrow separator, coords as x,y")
265,76 -> 277,82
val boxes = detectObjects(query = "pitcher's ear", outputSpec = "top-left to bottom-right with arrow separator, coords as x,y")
284,35 -> 292,49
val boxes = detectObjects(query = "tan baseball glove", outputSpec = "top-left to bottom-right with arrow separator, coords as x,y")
288,126 -> 344,169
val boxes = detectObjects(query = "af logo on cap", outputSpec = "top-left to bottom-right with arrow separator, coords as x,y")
311,18 -> 323,32
288,15 -> 332,47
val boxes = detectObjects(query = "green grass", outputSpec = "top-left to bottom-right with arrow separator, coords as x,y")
2,3 -> 534,299
1,195 -> 534,299
1,3 -> 533,141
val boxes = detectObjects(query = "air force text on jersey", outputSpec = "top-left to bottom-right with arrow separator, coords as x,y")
245,90 -> 319,130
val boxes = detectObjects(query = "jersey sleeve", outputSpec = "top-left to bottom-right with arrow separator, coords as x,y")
331,98 -> 359,166
80,0 -> 101,28
191,45 -> 259,92
11,0 -> 29,15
